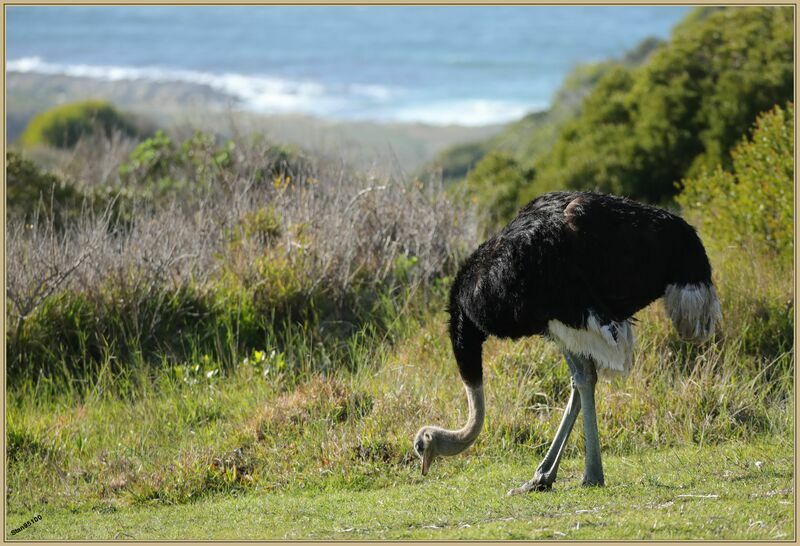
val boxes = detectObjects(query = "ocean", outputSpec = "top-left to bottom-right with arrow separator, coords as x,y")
7,6 -> 689,126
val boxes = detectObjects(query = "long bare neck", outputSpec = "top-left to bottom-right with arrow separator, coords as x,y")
435,383 -> 485,456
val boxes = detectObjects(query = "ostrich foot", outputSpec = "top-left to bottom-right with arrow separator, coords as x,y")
507,475 -> 554,495
581,476 -> 605,487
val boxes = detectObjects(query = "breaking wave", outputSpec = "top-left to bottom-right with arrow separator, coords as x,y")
8,56 -> 536,125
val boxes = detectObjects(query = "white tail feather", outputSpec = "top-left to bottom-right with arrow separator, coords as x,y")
663,283 -> 722,342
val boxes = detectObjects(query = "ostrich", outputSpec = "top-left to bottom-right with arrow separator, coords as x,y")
413,191 -> 721,493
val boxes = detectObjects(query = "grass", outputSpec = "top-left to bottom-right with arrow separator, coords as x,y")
7,437 -> 793,540
5,263 -> 794,539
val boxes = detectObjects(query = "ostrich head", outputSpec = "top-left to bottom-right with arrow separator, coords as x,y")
413,426 -> 436,475
413,383 -> 485,476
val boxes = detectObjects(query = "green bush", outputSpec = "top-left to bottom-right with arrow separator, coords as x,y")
20,100 -> 139,149
7,284 -> 218,384
119,130 -> 176,182
463,152 -> 533,235
677,103 -> 794,265
431,141 -> 491,184
528,67 -> 638,198
6,151 -> 84,227
118,130 -> 199,201
518,6 -> 793,206
118,131 -> 311,205
230,207 -> 283,246
6,151 -> 136,230
429,35 -> 664,189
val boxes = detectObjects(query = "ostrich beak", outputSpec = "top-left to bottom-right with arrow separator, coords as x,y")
421,451 -> 432,476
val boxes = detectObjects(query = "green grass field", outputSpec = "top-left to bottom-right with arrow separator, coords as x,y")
7,437 -> 793,540
6,263 -> 795,540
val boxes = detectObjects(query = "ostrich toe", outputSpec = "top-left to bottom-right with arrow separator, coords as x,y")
507,476 -> 554,495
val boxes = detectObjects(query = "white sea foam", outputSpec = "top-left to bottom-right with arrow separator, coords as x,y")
8,56 -> 538,126
8,56 -> 385,116
389,99 -> 539,127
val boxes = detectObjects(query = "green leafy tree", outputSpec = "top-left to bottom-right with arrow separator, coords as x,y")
677,103 -> 793,265
531,67 -> 638,197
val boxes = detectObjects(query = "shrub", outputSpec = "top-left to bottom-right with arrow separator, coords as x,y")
6,135 -> 477,386
519,6 -> 793,205
677,103 -> 794,265
429,141 -> 491,184
429,35 -> 664,192
6,151 -> 137,231
118,130 -> 176,182
118,130 -> 207,202
230,207 -> 283,246
117,131 -> 312,207
20,100 -> 139,149
463,152 -> 533,235
6,151 -> 85,227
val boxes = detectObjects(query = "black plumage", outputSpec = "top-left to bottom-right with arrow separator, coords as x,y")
448,191 -> 715,387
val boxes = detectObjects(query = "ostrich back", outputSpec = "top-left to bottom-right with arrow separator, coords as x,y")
451,191 -> 713,341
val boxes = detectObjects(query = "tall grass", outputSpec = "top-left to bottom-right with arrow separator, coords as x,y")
6,245 -> 792,512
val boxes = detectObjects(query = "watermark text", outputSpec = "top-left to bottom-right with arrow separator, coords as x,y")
10,514 -> 42,535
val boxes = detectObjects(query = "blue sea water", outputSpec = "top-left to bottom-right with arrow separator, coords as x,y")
7,6 -> 688,125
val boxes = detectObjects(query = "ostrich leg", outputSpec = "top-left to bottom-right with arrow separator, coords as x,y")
570,352 -> 604,486
507,352 -> 582,495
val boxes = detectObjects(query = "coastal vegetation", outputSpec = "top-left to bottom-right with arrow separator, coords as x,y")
430,34 -> 666,185
6,6 -> 793,540
436,6 -> 793,232
19,99 -> 141,149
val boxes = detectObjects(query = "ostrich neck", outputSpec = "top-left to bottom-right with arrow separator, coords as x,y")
436,383 -> 485,456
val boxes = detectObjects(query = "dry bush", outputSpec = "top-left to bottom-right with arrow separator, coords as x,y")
61,128 -> 140,189
6,130 -> 479,382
